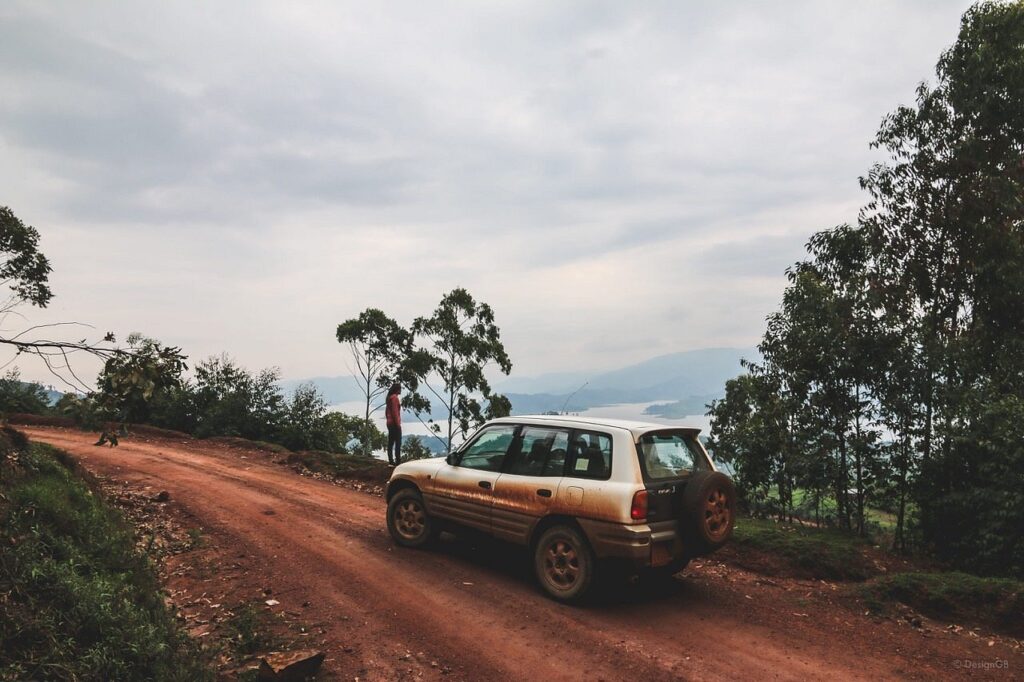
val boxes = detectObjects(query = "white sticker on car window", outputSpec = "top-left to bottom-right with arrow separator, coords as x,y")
574,458 -> 588,471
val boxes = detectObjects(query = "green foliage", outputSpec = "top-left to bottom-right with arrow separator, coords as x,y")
277,383 -> 327,451
315,411 -> 385,455
178,355 -> 285,440
56,393 -> 109,430
97,334 -> 187,427
336,309 -> 411,454
709,1 -> 1024,575
731,518 -> 878,581
142,355 -> 379,457
0,368 -> 51,415
0,206 -> 52,308
226,602 -> 277,656
860,572 -> 1024,637
401,435 -> 434,461
0,443 -> 212,680
406,288 -> 513,449
920,393 -> 1024,578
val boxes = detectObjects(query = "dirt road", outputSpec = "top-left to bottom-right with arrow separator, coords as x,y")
22,427 -> 1019,681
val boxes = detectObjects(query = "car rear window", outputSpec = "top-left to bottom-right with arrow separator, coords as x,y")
637,431 -> 709,480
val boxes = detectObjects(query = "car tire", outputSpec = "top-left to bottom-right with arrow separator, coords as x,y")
679,471 -> 737,554
387,488 -> 436,548
534,525 -> 595,603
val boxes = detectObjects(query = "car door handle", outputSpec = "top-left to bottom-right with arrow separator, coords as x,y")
478,481 -> 492,490
537,489 -> 552,498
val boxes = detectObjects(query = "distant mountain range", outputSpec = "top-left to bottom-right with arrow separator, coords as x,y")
284,347 -> 756,419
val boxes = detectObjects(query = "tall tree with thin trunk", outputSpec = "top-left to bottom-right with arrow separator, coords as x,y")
336,309 -> 410,454
407,288 -> 512,450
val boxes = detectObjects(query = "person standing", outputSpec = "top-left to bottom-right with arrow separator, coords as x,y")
385,382 -> 402,465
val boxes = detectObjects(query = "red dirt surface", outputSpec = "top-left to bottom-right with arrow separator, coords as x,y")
22,426 -> 1022,681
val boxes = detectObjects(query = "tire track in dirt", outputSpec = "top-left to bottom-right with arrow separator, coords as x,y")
24,427 -> 1019,681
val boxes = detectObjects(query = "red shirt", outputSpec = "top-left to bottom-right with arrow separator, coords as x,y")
385,393 -> 401,426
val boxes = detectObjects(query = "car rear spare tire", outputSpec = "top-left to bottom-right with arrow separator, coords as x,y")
679,471 -> 736,554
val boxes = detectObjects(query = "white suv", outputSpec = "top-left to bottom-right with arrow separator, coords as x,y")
385,415 -> 736,602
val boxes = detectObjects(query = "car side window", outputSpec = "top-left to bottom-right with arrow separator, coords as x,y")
457,425 -> 516,472
567,431 -> 612,480
505,427 -> 569,477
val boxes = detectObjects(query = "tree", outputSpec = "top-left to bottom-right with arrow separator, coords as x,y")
407,288 -> 512,450
96,334 -> 187,428
0,206 -> 130,390
279,383 -> 329,451
710,1 -> 1024,572
0,206 -> 52,310
0,368 -> 51,415
401,435 -> 433,461
859,0 -> 1024,570
316,411 -> 386,455
187,355 -> 286,440
336,309 -> 410,454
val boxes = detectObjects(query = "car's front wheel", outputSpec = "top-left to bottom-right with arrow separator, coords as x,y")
387,488 -> 436,548
533,525 -> 595,603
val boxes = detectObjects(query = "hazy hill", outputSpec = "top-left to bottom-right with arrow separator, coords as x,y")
287,347 -> 755,417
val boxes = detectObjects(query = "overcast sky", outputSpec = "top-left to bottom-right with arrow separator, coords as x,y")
1,1 -> 973,387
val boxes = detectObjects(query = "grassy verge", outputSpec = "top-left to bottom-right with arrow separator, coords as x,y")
729,517 -> 879,581
860,572 -> 1024,637
285,449 -> 395,485
0,441 -> 212,681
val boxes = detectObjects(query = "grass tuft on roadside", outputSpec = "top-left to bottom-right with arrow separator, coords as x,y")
0,442 -> 213,681
728,517 -> 879,581
860,572 -> 1024,637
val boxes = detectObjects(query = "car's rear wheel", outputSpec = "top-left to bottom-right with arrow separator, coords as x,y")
387,488 -> 436,548
534,525 -> 595,603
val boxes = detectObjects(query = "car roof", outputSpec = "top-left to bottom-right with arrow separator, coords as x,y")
487,414 -> 701,439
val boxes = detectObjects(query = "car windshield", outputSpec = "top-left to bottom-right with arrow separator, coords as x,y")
636,431 -> 709,480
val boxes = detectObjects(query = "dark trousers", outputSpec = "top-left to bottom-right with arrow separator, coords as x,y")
387,424 -> 402,465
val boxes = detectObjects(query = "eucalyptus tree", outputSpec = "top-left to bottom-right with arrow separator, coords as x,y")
859,0 -> 1024,566
407,288 -> 512,450
707,368 -> 788,515
336,308 -> 411,455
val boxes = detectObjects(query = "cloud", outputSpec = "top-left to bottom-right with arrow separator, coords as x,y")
0,0 -> 974,385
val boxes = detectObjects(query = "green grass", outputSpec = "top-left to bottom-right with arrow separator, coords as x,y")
763,486 -> 901,531
0,442 -> 213,681
731,517 -> 879,581
860,572 -> 1024,637
226,601 -> 279,656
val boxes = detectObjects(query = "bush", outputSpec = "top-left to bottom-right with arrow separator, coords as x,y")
0,369 -> 51,416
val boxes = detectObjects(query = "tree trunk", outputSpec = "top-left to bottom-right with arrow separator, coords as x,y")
854,385 -> 866,537
895,434 -> 909,553
836,427 -> 851,530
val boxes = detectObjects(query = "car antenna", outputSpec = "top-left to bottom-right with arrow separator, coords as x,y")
560,381 -> 588,415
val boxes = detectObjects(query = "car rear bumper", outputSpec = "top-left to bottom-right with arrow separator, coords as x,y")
577,518 -> 686,568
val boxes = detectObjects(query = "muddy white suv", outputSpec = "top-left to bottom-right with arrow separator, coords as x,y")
385,416 -> 736,602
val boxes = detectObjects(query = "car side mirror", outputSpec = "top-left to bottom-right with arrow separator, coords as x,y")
446,453 -> 457,466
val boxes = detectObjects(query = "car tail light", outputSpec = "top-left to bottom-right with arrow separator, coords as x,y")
630,490 -> 648,520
